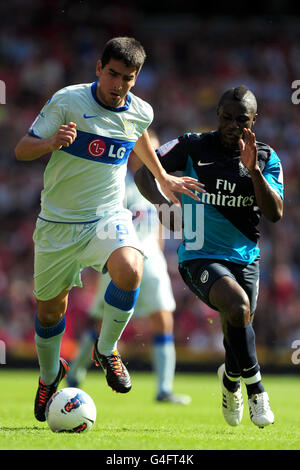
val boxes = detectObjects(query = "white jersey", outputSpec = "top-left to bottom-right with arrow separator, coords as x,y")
29,81 -> 153,223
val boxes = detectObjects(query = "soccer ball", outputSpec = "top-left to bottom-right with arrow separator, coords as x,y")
45,387 -> 97,433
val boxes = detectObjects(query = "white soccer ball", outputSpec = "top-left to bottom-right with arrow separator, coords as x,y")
45,387 -> 97,433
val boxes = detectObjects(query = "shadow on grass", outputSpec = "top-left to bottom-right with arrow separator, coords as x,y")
0,426 -> 48,432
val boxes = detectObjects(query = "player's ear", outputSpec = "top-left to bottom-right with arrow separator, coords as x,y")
130,71 -> 139,89
252,113 -> 257,126
96,60 -> 103,77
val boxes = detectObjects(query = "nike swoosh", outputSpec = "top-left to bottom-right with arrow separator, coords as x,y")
83,417 -> 95,424
83,113 -> 97,119
198,161 -> 214,166
243,362 -> 258,372
113,319 -> 126,323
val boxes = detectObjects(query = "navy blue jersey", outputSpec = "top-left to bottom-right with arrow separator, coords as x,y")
156,131 -> 284,265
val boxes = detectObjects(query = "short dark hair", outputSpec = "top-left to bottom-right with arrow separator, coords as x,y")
218,85 -> 257,114
101,37 -> 146,73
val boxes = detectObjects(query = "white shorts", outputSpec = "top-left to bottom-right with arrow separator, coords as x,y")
33,209 -> 143,301
90,246 -> 176,318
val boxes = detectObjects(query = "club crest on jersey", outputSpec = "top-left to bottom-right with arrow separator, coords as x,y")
238,162 -> 251,177
239,160 -> 265,177
123,120 -> 136,137
200,270 -> 209,283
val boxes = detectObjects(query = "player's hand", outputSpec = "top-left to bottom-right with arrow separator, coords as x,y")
157,173 -> 205,204
239,128 -> 259,172
50,122 -> 77,151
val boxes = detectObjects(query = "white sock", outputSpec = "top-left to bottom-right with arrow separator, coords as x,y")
35,315 -> 65,385
153,334 -> 176,395
35,333 -> 64,385
97,302 -> 134,356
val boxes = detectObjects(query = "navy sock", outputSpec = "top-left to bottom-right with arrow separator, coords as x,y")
223,372 -> 240,393
223,337 -> 241,381
226,322 -> 261,384
246,381 -> 265,397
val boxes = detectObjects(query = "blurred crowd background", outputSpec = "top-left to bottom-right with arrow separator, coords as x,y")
0,0 -> 300,371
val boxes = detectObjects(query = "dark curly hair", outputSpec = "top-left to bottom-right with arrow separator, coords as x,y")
101,37 -> 146,73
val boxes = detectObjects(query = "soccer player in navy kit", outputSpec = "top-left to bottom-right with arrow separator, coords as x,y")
14,37 -> 203,423
134,85 -> 283,428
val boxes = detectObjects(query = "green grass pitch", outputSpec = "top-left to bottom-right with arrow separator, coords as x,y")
0,370 -> 299,450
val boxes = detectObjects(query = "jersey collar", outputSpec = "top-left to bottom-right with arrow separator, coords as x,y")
91,81 -> 131,112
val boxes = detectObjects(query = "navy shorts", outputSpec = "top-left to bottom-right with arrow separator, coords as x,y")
178,258 -> 260,314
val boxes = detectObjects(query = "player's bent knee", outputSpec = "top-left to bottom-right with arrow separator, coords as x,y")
108,247 -> 144,290
227,300 -> 251,327
36,309 -> 65,327
36,291 -> 68,327
209,276 -> 251,327
114,263 -> 142,290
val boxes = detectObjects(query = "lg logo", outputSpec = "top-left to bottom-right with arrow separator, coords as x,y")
88,139 -> 106,157
88,139 -> 126,159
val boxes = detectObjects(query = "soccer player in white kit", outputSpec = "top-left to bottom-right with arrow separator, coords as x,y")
66,132 -> 191,404
15,37 -> 202,422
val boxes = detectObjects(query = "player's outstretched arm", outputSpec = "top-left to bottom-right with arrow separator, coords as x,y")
15,122 -> 77,161
133,131 -> 205,204
134,164 -> 170,205
239,128 -> 283,222
134,164 -> 183,232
